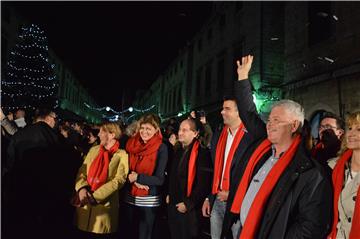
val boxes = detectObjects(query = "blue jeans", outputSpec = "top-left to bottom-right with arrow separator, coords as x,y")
210,197 -> 241,239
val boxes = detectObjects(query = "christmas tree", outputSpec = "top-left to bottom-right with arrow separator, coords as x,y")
1,24 -> 58,112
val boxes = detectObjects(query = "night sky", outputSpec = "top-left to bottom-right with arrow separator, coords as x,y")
6,1 -> 213,111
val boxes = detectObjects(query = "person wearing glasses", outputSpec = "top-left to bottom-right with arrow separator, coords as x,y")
327,111 -> 360,239
223,55 -> 332,239
166,118 -> 212,239
6,108 -> 58,171
312,112 -> 345,177
5,108 -> 81,238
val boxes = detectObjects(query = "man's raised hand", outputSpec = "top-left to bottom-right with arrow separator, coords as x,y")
237,55 -> 253,81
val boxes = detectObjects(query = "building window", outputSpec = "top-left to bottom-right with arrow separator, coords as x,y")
2,37 -> 8,63
308,2 -> 333,46
233,43 -> 243,80
178,85 -> 182,109
217,58 -> 224,90
169,92 -> 172,112
2,7 -> 10,23
205,61 -> 212,92
196,67 -> 202,96
219,14 -> 226,31
207,28 -> 213,42
60,76 -> 65,96
235,2 -> 243,12
65,84 -> 69,99
18,25 -> 24,34
198,38 -> 202,52
173,89 -> 176,111
166,93 -> 169,112
165,92 -> 167,112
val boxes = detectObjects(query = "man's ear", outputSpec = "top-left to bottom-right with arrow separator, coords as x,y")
44,115 -> 52,124
195,130 -> 200,139
291,120 -> 301,133
337,128 -> 344,138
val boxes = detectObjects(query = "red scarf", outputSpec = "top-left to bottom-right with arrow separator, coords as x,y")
311,142 -> 324,158
187,140 -> 200,197
212,124 -> 245,194
87,141 -> 120,192
328,149 -> 360,239
230,135 -> 301,239
126,132 -> 162,196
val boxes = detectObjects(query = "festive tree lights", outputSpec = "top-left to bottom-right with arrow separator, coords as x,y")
1,24 -> 58,111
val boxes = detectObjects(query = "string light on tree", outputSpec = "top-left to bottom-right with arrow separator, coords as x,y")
1,24 -> 58,110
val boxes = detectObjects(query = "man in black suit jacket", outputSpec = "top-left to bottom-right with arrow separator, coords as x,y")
201,79 -> 266,238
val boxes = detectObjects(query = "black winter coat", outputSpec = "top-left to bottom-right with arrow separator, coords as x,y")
208,94 -> 266,206
168,140 -> 212,210
222,80 -> 333,239
5,121 -> 81,238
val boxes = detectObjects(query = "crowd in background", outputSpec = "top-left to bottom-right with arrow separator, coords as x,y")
1,55 -> 359,239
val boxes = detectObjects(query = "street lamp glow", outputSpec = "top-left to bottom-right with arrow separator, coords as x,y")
177,112 -> 183,117
105,106 -> 110,112
128,107 -> 133,112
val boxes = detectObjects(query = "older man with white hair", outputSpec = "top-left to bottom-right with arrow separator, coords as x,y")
222,55 -> 332,239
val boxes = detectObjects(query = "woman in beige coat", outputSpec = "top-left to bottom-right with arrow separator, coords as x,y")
328,111 -> 360,239
74,122 -> 129,237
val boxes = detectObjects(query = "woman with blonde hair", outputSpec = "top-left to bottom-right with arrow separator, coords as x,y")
328,111 -> 360,239
74,122 -> 129,237
121,114 -> 168,239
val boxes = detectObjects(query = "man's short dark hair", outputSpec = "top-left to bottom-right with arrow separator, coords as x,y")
185,118 -> 205,137
196,110 -> 206,118
320,111 -> 345,130
14,108 -> 25,113
34,108 -> 54,121
223,95 -> 237,102
223,95 -> 239,110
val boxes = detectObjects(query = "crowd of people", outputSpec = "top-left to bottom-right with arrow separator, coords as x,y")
1,55 -> 359,239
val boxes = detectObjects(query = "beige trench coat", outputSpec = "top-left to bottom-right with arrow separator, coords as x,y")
75,145 -> 129,234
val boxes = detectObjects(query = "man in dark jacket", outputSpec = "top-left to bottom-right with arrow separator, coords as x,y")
167,118 -> 212,239
311,111 -> 344,177
5,108 -> 80,239
6,108 -> 58,171
201,79 -> 266,237
223,55 -> 332,239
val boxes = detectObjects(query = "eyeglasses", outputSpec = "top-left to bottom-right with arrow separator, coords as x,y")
319,124 -> 338,130
178,128 -> 197,133
266,119 -> 291,125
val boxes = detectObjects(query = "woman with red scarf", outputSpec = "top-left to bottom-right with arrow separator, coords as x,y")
122,114 -> 168,239
328,111 -> 360,239
74,122 -> 129,237
166,118 -> 212,239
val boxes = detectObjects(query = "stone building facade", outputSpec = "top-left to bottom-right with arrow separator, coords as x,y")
284,2 -> 360,120
133,2 -> 360,129
133,2 -> 285,125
